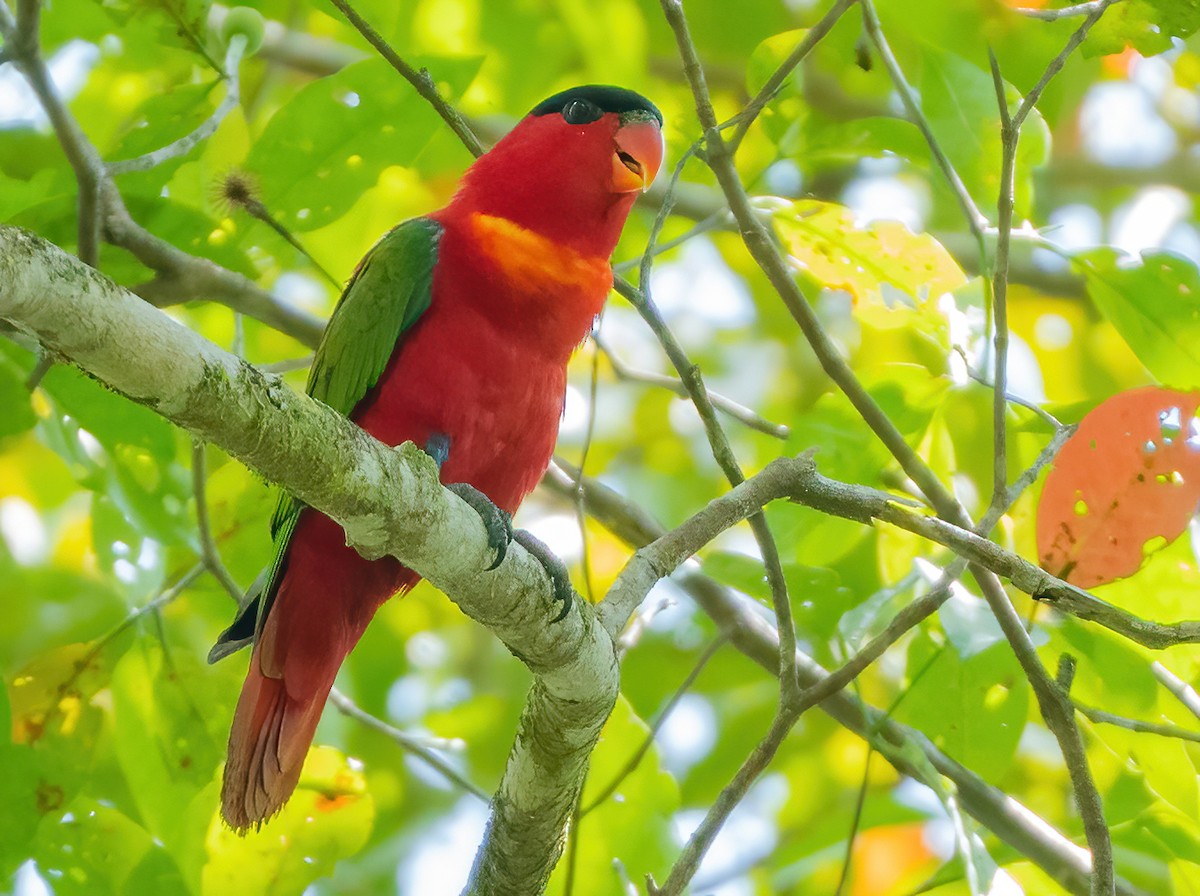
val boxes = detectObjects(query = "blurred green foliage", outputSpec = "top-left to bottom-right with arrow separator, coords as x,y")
4,0 -> 1200,893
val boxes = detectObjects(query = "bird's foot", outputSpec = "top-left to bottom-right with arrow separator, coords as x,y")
514,529 -> 575,622
446,482 -> 514,571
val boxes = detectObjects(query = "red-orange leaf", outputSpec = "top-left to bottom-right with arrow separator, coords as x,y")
1037,387 -> 1200,588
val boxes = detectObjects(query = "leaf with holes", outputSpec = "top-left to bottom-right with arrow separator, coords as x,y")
773,199 -> 966,305
1037,387 -> 1200,587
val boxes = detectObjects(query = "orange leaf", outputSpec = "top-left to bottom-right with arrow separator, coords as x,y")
1037,387 -> 1200,587
850,824 -> 936,896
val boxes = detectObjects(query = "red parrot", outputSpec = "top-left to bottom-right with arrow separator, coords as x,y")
210,85 -> 663,831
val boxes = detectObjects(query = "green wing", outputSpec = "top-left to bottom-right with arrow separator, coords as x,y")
209,217 -> 441,662
268,216 -> 441,537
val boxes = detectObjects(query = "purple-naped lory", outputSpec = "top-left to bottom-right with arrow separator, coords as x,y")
211,85 -> 663,830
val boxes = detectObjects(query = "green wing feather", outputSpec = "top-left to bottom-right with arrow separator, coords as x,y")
209,217 -> 441,662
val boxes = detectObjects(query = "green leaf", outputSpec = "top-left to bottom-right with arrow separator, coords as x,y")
937,592 -> 1007,659
702,552 -> 855,641
747,29 -> 807,98
0,168 -> 72,222
1074,248 -> 1200,389
104,445 -> 193,548
36,797 -> 191,896
896,632 -> 1028,782
108,80 -> 224,195
100,0 -> 216,63
798,115 -> 931,168
201,745 -> 374,895
123,194 -> 259,279
0,681 -> 38,879
7,642 -> 114,851
40,355 -> 182,461
0,356 -> 36,438
1085,0 -> 1200,57
110,644 -> 223,849
746,30 -> 808,151
917,44 -> 1050,216
246,57 -> 481,232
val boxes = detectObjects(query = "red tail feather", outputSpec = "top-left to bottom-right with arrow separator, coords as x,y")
220,642 -> 336,831
220,511 -> 417,832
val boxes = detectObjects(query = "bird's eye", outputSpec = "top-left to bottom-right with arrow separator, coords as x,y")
562,99 -> 602,125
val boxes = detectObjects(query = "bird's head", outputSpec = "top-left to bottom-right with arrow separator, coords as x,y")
452,85 -> 664,256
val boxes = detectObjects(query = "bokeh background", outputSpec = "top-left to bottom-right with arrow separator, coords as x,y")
3,0 -> 1200,893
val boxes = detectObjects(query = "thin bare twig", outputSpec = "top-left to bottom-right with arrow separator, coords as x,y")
24,353 -> 53,389
3,0 -> 97,391
326,0 -> 485,159
988,0 -> 1116,518
0,5 -> 16,39
652,558 -> 966,895
976,573 -> 1114,896
614,123 -> 799,698
1012,0 -> 1118,19
727,0 -> 859,151
549,470 -> 1147,896
1013,1 -> 1117,131
191,439 -> 245,603
649,708 -> 794,896
1076,703 -> 1200,745
260,353 -> 314,374
672,576 -> 963,887
833,748 -> 873,896
0,0 -> 102,244
977,12 -> 1120,885
582,635 -> 727,816
614,278 -> 800,698
662,8 -> 969,530
107,183 -> 327,347
610,210 -> 726,275
593,332 -> 789,439
1,8 -> 324,347
327,687 -> 490,802
55,564 -> 207,703
107,35 -> 248,175
1152,663 -> 1200,723
955,344 -> 1067,433
634,21 -> 805,706
549,460 -> 1145,896
639,146 -> 700,292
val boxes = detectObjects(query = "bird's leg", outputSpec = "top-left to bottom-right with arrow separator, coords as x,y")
446,483 -> 514,570
423,434 -> 575,620
513,529 -> 575,622
425,434 -> 514,570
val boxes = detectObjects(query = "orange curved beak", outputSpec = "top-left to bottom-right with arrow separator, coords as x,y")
612,118 -> 664,193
